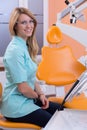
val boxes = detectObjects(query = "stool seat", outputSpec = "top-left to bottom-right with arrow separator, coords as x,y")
0,115 -> 41,129
0,78 -> 41,130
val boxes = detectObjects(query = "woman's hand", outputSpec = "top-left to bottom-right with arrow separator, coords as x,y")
35,81 -> 49,109
39,94 -> 49,109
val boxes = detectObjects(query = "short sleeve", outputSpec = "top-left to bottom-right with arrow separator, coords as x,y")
4,48 -> 27,83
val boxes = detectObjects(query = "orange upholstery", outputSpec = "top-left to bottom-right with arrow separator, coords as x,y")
36,46 -> 86,86
36,25 -> 86,110
46,24 -> 62,44
0,83 -> 2,100
48,93 -> 87,110
0,118 -> 41,129
37,25 -> 85,86
0,83 -> 41,130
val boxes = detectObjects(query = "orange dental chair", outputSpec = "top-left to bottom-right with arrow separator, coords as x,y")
36,24 -> 85,86
36,24 -> 87,110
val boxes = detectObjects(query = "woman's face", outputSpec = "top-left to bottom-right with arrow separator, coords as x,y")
16,14 -> 35,40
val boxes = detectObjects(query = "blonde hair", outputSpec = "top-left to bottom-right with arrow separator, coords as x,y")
9,7 -> 39,62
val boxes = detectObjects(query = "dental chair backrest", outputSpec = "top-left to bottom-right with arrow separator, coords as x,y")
36,25 -> 86,86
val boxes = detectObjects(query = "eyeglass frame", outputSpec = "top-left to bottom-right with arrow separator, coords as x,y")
16,19 -> 35,26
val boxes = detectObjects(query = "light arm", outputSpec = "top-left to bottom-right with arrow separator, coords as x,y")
57,0 -> 86,22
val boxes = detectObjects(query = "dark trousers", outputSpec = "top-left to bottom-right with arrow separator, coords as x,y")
5,99 -> 62,128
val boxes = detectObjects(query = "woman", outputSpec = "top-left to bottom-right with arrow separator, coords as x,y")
1,7 -> 62,128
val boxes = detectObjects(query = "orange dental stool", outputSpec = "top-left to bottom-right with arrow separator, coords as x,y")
36,24 -> 87,110
0,82 -> 41,130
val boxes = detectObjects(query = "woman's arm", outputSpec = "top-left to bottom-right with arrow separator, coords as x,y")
17,82 -> 38,98
34,81 -> 44,96
35,81 -> 49,109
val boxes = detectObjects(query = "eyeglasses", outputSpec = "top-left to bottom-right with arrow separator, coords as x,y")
16,20 -> 35,25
